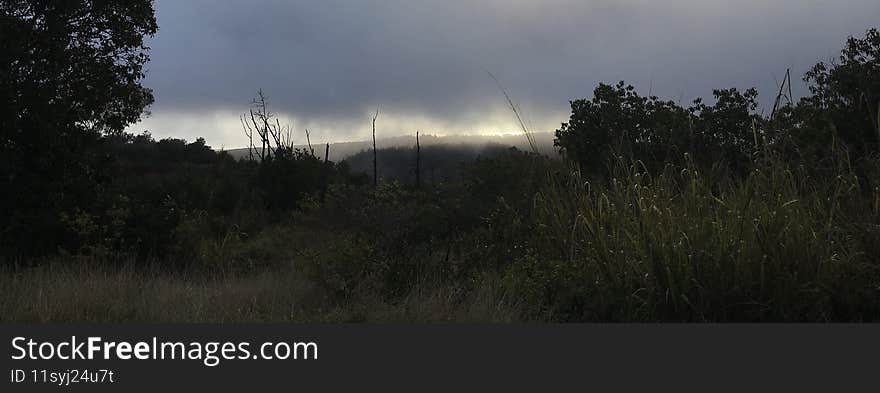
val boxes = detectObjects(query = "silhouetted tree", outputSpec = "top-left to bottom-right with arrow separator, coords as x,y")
372,107 -> 379,187
555,82 -> 692,173
1,0 -> 158,256
555,81 -> 764,176
803,28 -> 880,154
415,131 -> 421,188
240,90 -> 294,161
689,87 -> 763,173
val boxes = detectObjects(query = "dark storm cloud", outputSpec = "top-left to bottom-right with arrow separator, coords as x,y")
134,0 -> 880,146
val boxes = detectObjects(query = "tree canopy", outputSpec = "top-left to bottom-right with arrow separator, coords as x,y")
556,28 -> 880,174
1,0 -> 158,255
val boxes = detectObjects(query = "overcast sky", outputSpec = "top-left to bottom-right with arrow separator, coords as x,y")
129,0 -> 880,148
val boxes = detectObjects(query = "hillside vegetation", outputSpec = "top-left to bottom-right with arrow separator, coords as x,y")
2,4 -> 879,321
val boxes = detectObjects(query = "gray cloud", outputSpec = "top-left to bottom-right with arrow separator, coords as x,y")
131,0 -> 880,147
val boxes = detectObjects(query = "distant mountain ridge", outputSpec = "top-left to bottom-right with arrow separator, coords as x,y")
224,131 -> 557,162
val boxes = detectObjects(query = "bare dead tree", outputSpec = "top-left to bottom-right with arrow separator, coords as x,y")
415,131 -> 421,188
770,69 -> 793,122
371,106 -> 379,187
239,114 -> 255,161
247,108 -> 266,160
305,128 -> 315,156
240,90 -> 294,160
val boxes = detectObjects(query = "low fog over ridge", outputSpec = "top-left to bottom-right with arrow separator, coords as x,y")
130,0 -> 880,147
225,132 -> 557,162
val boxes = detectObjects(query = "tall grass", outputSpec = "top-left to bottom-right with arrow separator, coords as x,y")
0,258 -> 518,323
487,71 -> 539,154
507,153 -> 880,321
